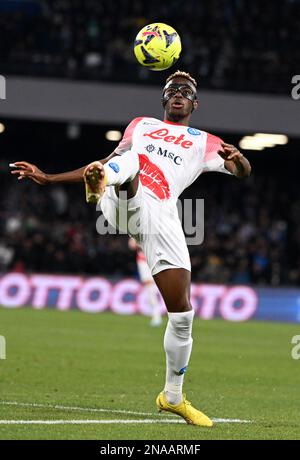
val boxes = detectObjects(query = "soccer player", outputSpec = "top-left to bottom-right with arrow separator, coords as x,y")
11,70 -> 251,426
128,237 -> 162,327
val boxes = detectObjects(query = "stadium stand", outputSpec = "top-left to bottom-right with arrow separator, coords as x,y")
1,156 -> 298,286
0,0 -> 299,93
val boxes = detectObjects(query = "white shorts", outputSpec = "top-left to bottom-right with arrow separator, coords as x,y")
100,183 -> 191,276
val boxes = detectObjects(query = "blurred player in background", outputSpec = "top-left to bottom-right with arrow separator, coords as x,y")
128,237 -> 162,327
11,70 -> 251,427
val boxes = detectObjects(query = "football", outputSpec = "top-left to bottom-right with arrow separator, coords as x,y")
133,23 -> 181,71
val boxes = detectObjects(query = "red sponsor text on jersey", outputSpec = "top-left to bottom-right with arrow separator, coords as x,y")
143,129 -> 193,149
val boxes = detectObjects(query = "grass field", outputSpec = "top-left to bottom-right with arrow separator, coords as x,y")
0,306 -> 299,440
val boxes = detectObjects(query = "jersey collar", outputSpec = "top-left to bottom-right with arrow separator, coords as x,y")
163,119 -> 187,127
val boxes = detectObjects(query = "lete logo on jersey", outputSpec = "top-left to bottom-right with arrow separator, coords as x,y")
143,129 -> 193,149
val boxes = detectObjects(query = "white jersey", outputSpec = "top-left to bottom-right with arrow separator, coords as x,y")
114,117 -> 231,202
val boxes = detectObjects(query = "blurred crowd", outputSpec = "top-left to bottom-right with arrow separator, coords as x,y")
0,0 -> 299,93
0,164 -> 299,287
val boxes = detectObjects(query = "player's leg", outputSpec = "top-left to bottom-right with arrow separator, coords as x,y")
116,173 -> 140,200
144,280 -> 162,327
153,267 -> 213,427
84,151 -> 140,203
154,268 -> 193,402
137,258 -> 162,327
153,267 -> 192,313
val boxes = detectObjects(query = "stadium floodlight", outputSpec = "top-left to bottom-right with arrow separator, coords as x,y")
106,130 -> 122,141
254,133 -> 289,145
67,123 -> 80,139
239,133 -> 289,150
239,139 -> 264,150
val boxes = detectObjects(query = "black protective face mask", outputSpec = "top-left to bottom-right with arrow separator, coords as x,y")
162,83 -> 197,107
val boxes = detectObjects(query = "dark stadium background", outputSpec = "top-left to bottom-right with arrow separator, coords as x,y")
0,0 -> 299,288
0,119 -> 299,287
1,0 -> 300,442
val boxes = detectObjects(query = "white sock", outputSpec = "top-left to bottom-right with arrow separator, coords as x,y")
104,151 -> 139,186
163,310 -> 194,405
146,283 -> 161,323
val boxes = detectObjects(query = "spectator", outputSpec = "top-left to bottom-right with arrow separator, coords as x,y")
1,158 -> 298,286
0,0 -> 298,93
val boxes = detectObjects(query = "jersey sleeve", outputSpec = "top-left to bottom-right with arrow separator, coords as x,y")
203,133 -> 232,174
113,117 -> 144,155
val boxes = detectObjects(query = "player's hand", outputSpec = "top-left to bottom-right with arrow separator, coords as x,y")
218,143 -> 244,163
10,161 -> 49,185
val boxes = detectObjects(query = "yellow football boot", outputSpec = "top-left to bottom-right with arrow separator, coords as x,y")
156,392 -> 213,427
84,161 -> 107,204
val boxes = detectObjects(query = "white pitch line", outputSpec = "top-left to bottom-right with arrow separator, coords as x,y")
0,419 -> 184,425
0,401 -> 157,417
0,401 -> 252,424
213,418 -> 252,423
0,418 -> 252,425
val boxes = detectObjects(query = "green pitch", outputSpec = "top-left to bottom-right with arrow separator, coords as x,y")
0,307 -> 299,440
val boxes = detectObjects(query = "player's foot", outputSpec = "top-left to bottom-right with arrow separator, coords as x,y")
150,317 -> 162,327
84,161 -> 107,204
156,391 -> 213,427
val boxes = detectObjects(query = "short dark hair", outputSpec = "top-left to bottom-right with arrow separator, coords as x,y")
166,70 -> 197,88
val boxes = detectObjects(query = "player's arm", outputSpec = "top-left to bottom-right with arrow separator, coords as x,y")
11,117 -> 140,184
10,152 -> 118,185
220,142 -> 251,178
203,133 -> 251,178
218,143 -> 251,178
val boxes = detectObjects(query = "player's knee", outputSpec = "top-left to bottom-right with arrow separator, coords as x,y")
168,309 -> 194,324
166,297 -> 192,313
